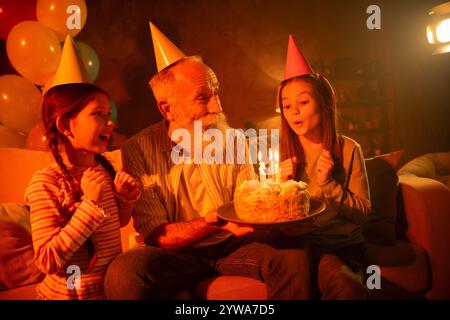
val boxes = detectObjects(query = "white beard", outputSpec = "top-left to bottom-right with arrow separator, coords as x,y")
169,112 -> 230,155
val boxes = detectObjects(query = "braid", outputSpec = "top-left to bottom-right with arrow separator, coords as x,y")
47,129 -> 81,200
94,153 -> 116,180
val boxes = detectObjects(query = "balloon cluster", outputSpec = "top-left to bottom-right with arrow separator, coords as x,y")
0,0 -> 111,150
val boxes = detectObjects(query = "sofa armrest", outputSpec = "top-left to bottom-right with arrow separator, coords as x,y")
398,175 -> 450,299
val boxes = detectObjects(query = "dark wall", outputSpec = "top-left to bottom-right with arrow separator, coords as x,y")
382,0 -> 450,161
4,0 -> 447,162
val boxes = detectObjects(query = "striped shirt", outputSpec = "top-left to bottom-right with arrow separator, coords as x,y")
122,120 -> 256,245
25,162 -> 125,299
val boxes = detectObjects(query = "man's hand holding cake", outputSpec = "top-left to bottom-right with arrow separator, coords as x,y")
204,209 -> 255,236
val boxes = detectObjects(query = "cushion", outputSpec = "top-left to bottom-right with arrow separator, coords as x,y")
0,148 -> 54,203
398,152 -> 450,189
0,284 -> 38,300
0,203 -> 44,291
363,150 -> 404,245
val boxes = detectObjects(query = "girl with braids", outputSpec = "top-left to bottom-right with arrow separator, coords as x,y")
25,83 -> 140,299
278,36 -> 371,299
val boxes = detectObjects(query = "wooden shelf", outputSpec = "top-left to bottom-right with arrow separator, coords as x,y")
337,101 -> 388,109
340,127 -> 387,135
313,59 -> 391,156
329,73 -> 387,82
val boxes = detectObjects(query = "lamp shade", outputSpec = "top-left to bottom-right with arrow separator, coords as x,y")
427,1 -> 450,54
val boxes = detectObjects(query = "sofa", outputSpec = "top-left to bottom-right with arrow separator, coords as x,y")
0,147 -> 449,300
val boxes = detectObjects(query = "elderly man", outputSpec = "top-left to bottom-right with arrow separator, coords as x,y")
104,23 -> 310,300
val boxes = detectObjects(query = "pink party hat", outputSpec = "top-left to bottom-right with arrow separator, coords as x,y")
284,35 -> 313,81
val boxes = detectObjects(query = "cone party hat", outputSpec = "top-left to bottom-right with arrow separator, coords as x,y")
149,22 -> 186,73
284,35 -> 314,81
48,35 -> 91,91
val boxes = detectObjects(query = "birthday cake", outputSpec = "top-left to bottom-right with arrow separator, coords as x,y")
233,179 -> 310,223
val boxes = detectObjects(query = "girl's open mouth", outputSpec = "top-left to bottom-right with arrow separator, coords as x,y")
99,135 -> 110,142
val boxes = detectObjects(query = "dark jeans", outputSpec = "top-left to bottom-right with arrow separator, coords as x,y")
104,230 -> 311,300
309,243 -> 368,300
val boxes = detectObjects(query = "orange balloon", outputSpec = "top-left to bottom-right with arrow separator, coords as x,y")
0,75 -> 42,133
36,0 -> 87,41
26,123 -> 49,151
6,21 -> 61,85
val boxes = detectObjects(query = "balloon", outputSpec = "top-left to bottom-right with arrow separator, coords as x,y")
41,72 -> 55,95
36,0 -> 87,41
0,75 -> 42,133
26,122 -> 49,151
76,41 -> 100,83
6,21 -> 61,85
109,98 -> 118,123
0,0 -> 37,40
0,125 -> 27,148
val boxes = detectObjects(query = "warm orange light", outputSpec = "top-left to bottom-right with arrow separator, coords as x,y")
2,94 -> 8,100
88,61 -> 93,67
427,25 -> 435,44
427,2 -> 450,54
436,18 -> 450,43
21,40 -> 26,46
50,4 -> 54,11
0,7 -> 3,14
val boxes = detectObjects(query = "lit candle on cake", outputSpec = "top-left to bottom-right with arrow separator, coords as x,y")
274,150 -> 281,183
258,150 -> 266,182
269,149 -> 273,176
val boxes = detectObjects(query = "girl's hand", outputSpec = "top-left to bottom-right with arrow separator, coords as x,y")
280,157 -> 297,182
316,150 -> 334,185
81,167 -> 108,204
114,170 -> 141,201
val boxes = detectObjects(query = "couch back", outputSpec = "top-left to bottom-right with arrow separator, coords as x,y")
0,147 -> 134,251
0,148 -> 54,203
